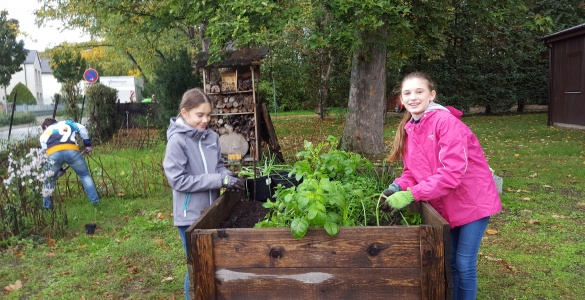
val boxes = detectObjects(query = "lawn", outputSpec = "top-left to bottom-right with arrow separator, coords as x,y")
1,111 -> 584,299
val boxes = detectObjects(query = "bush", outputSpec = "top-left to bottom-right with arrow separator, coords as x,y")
151,49 -> 200,126
0,111 -> 36,126
8,82 -> 36,105
85,83 -> 119,144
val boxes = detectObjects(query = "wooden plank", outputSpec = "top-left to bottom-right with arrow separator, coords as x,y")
190,191 -> 242,230
207,227 -> 421,269
419,202 -> 453,300
191,233 -> 216,300
215,267 -> 422,300
260,102 -> 285,163
419,226 -> 445,300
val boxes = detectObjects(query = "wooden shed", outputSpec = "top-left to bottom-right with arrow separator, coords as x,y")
543,24 -> 585,129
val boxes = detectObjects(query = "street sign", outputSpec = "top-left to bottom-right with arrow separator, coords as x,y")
83,68 -> 99,83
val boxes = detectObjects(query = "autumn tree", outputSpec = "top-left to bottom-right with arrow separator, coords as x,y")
50,44 -> 87,122
0,10 -> 27,109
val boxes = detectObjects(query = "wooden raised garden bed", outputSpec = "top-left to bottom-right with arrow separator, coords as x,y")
186,191 -> 453,300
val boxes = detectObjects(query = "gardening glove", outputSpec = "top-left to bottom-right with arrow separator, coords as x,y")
379,183 -> 401,212
57,168 -> 66,178
83,146 -> 93,153
385,190 -> 415,210
223,174 -> 245,192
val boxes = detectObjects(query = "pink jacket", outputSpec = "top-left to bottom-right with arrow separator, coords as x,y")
394,104 -> 501,228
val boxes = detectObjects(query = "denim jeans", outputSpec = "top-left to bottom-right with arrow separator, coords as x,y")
450,216 -> 490,300
178,225 -> 190,300
44,150 -> 99,209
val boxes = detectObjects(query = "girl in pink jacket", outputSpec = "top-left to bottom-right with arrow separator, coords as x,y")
381,72 -> 502,300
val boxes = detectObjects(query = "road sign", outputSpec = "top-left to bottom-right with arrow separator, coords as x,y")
83,68 -> 99,83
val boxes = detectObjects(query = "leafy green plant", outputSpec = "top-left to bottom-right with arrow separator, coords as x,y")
255,135 -> 401,239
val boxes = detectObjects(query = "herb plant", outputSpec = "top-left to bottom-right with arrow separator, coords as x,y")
255,136 -> 408,239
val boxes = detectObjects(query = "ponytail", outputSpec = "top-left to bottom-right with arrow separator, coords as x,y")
387,111 -> 411,162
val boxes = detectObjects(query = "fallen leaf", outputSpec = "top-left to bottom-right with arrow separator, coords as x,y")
46,252 -> 56,257
79,245 -> 87,249
551,214 -> 566,219
60,270 -> 72,275
47,239 -> 56,247
514,154 -> 520,157
543,185 -> 552,188
528,173 -> 537,178
521,197 -> 531,201
161,276 -> 174,282
485,229 -> 498,235
528,219 -> 539,225
14,250 -> 25,258
127,266 -> 138,274
577,202 -> 585,207
3,280 -> 23,293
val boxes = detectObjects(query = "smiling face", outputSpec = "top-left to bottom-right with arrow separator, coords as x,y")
180,103 -> 212,130
400,77 -> 436,120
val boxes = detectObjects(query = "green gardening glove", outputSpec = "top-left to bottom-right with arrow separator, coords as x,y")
386,190 -> 415,210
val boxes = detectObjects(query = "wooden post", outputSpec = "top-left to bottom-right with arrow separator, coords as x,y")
7,91 -> 17,142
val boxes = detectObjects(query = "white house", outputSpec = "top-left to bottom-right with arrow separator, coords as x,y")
40,57 -> 62,105
4,49 -> 44,104
99,76 -> 144,103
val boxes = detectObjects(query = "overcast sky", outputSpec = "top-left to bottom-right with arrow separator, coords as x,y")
1,0 -> 91,51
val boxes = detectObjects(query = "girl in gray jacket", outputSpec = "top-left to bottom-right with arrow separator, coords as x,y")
163,88 -> 244,299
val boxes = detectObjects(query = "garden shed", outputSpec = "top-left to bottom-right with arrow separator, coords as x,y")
543,24 -> 585,129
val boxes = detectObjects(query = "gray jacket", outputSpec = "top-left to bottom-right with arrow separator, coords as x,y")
163,117 -> 231,226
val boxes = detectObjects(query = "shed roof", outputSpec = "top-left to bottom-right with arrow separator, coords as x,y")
542,23 -> 585,43
195,48 -> 268,68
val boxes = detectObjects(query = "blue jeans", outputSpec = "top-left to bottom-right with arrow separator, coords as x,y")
450,216 -> 490,300
178,226 -> 190,300
44,150 -> 99,209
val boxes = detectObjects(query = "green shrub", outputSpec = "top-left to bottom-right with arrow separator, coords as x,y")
85,83 -> 119,144
8,82 -> 36,105
0,111 -> 36,126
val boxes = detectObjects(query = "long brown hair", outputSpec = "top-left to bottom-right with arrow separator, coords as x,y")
386,72 -> 436,162
178,88 -> 213,117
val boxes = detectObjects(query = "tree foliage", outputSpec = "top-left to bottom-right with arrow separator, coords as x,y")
8,82 -> 36,105
49,44 -> 88,121
150,49 -> 200,125
0,10 -> 27,102
85,83 -> 118,143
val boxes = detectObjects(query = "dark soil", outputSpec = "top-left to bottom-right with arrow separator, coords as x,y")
218,199 -> 270,228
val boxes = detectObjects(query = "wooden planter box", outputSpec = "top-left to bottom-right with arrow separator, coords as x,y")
186,192 -> 453,300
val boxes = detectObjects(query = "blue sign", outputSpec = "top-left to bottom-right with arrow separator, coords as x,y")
83,68 -> 99,83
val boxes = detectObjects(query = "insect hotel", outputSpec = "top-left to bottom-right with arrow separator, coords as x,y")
194,48 -> 284,168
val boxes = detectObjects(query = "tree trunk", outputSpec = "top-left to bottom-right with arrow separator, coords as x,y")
341,27 -> 387,157
315,49 -> 333,119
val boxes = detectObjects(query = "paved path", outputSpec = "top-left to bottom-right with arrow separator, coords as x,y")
0,115 -> 52,150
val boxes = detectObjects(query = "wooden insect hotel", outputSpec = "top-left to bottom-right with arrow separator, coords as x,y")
195,49 -> 284,166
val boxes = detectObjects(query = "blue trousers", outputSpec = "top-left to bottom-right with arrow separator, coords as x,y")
178,225 -> 190,300
44,150 -> 99,209
450,216 -> 490,300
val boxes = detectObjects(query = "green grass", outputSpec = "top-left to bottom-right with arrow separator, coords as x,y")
1,111 -> 584,299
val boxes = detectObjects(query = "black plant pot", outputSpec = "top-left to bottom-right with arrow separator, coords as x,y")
271,170 -> 301,189
85,223 -> 97,235
246,176 -> 272,202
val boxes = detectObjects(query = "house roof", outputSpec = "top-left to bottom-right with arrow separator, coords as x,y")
195,48 -> 268,68
24,49 -> 38,64
40,57 -> 52,74
542,23 -> 585,43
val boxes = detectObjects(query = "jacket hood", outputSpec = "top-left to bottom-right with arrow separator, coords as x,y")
424,102 -> 463,119
167,117 -> 209,139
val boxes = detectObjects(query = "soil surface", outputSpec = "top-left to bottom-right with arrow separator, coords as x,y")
219,199 -> 270,228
